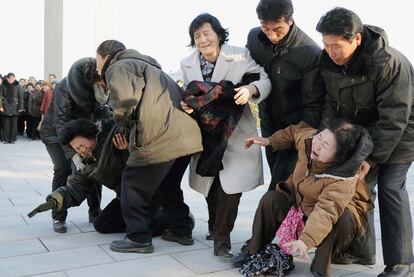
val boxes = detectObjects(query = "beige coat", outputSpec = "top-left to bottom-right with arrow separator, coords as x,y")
180,44 -> 271,196
106,49 -> 203,167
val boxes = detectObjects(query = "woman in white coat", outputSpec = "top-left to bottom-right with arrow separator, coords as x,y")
180,13 -> 271,258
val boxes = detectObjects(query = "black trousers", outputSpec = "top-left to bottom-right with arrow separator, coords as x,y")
350,163 -> 414,266
206,176 -> 242,244
94,197 -> 169,236
27,116 -> 41,139
247,191 -> 357,276
0,115 -> 3,141
1,115 -> 18,143
121,155 -> 193,243
45,143 -> 102,221
260,121 -> 297,191
17,113 -> 29,135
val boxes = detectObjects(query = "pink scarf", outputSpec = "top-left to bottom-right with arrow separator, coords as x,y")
276,205 -> 305,254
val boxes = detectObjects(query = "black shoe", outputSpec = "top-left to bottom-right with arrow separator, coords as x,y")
378,264 -> 410,277
188,212 -> 195,230
161,229 -> 194,246
214,241 -> 233,258
206,230 -> 213,240
53,220 -> 67,233
332,252 -> 376,265
88,208 -> 102,223
110,237 -> 154,253
231,252 -> 248,267
231,241 -> 250,267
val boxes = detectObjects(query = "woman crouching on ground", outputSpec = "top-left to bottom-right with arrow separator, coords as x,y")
240,119 -> 373,277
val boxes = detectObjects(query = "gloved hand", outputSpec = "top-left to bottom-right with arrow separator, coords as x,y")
72,153 -> 86,171
27,198 -> 57,218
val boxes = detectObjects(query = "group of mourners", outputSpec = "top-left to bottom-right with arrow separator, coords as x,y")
0,74 -> 56,143
26,0 -> 414,276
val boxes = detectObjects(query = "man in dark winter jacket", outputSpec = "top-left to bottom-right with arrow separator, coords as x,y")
316,7 -> 414,277
232,0 -> 325,267
0,73 -> 24,143
246,0 -> 325,191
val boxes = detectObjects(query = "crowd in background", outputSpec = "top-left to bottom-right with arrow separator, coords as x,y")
0,73 -> 57,143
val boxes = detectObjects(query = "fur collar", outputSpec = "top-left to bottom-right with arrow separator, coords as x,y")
66,57 -> 96,111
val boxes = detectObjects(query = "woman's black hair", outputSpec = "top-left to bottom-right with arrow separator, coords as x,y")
59,118 -> 98,146
188,13 -> 229,47
319,118 -> 361,165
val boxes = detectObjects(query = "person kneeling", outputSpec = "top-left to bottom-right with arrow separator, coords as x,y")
235,119 -> 373,277
28,118 -> 193,235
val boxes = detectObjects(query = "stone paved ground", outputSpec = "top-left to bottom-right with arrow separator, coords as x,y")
1,137 -> 414,277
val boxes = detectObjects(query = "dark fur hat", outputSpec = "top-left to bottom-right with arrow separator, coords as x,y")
59,118 -> 98,145
325,125 -> 373,178
66,57 -> 100,111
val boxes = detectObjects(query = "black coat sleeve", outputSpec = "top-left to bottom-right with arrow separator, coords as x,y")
55,170 -> 96,209
368,55 -> 414,165
18,86 -> 24,111
302,61 -> 326,128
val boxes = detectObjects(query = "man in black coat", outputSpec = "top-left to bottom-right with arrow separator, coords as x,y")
316,7 -> 414,277
246,0 -> 325,191
232,0 -> 325,267
0,73 -> 24,143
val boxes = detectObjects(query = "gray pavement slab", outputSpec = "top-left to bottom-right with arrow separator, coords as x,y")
64,255 -> 196,277
101,236 -> 209,262
0,239 -> 47,258
29,272 -> 67,277
0,246 -> 113,276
